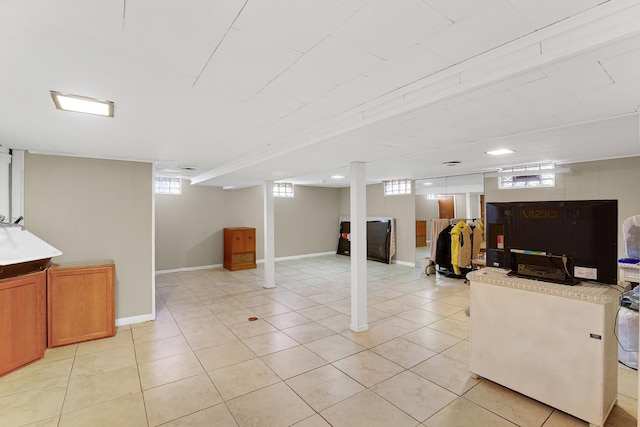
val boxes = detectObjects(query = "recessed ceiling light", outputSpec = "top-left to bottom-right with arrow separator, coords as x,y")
486,149 -> 515,156
50,91 -> 114,117
330,175 -> 345,179
422,182 -> 434,186
443,161 -> 461,166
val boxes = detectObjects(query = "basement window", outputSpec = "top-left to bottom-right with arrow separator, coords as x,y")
273,182 -> 294,198
155,177 -> 182,195
498,163 -> 556,189
384,179 -> 412,196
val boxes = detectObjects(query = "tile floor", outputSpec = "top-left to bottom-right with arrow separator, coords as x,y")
0,255 -> 637,427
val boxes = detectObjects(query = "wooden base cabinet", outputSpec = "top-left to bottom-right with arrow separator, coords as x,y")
224,227 -> 257,271
0,270 -> 46,376
47,261 -> 115,348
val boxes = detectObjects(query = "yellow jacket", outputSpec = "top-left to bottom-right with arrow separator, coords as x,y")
459,222 -> 472,270
451,221 -> 469,275
472,220 -> 485,259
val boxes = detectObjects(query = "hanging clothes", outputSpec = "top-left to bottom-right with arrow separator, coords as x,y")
458,222 -> 472,271
435,224 -> 453,271
450,221 -> 466,275
472,219 -> 485,259
430,219 -> 451,261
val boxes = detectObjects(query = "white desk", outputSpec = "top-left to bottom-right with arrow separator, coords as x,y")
467,268 -> 619,427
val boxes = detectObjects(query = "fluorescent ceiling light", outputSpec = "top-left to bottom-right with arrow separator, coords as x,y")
330,175 -> 345,179
422,182 -> 434,186
486,149 -> 514,156
50,91 -> 114,117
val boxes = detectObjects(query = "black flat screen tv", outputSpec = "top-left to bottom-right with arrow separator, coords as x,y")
337,220 -> 392,264
485,200 -> 618,285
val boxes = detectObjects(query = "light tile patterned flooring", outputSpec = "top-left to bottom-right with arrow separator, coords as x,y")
0,255 -> 637,426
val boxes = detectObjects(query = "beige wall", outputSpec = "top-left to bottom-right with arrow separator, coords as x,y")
24,153 -> 153,321
454,194 -> 466,218
415,196 -> 438,221
155,183 -> 341,270
218,185 -> 264,260
484,156 -> 640,257
468,193 -> 481,219
155,182 -> 225,270
416,196 -> 439,245
156,183 -> 263,271
339,183 -> 416,264
275,185 -> 340,257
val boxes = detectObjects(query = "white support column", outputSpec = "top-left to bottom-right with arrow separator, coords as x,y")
350,162 -> 368,332
466,192 -> 472,219
263,181 -> 276,289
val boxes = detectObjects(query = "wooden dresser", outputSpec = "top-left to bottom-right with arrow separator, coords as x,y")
47,261 -> 115,348
224,227 -> 257,271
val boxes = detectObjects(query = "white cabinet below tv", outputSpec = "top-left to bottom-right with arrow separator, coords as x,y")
468,268 -> 618,427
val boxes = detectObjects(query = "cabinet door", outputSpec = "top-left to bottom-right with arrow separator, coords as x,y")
416,221 -> 427,247
48,265 -> 115,348
229,230 -> 246,253
0,271 -> 46,376
229,229 -> 255,253
243,229 -> 256,252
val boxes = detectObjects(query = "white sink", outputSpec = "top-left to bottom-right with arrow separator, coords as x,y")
0,227 -> 62,270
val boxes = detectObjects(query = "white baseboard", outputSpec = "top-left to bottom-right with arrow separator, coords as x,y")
156,252 -> 337,274
116,313 -> 155,327
393,260 -> 416,267
156,263 -> 223,275
157,253 -> 420,275
264,251 -> 337,263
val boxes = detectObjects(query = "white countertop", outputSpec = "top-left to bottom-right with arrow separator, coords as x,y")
467,267 -> 619,304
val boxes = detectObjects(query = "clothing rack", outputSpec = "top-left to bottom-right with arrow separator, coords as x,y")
433,218 -> 485,281
450,218 -> 479,224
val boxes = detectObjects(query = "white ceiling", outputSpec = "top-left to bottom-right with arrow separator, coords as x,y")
0,0 -> 639,189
